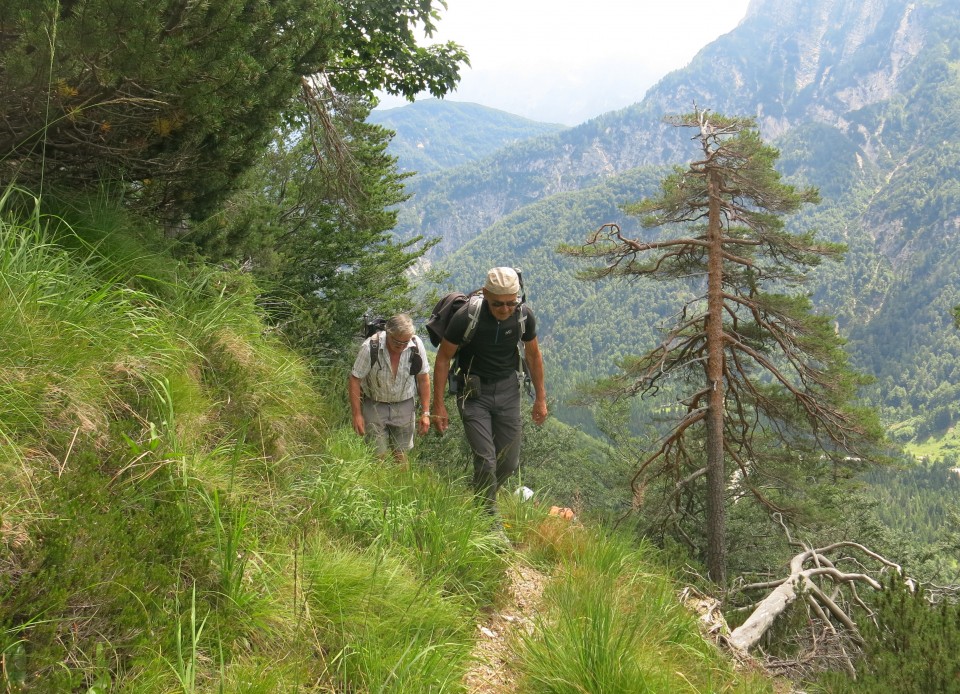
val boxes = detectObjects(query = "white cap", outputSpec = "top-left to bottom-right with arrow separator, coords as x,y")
484,267 -> 520,295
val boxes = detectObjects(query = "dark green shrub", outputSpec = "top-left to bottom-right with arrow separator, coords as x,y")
816,575 -> 960,692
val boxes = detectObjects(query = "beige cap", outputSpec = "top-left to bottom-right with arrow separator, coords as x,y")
484,267 -> 520,295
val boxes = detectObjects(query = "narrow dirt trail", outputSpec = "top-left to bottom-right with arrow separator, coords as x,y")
462,560 -> 549,693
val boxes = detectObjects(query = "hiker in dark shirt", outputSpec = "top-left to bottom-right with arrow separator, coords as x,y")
432,268 -> 547,517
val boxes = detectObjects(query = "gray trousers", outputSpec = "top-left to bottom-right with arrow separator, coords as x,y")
361,397 -> 415,455
457,374 -> 522,512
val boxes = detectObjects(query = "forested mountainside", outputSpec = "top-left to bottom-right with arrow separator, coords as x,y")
393,0 -> 960,446
368,99 -> 566,175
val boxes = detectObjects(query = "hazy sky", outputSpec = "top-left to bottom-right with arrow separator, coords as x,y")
375,0 -> 753,126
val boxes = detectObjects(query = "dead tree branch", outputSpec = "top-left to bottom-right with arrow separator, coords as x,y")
728,542 -> 904,653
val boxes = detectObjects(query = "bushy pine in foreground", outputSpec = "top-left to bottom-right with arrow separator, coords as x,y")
0,189 -> 773,692
815,576 -> 960,693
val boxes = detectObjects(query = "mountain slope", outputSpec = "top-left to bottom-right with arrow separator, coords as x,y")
0,191 -> 775,693
398,0 -> 960,443
369,99 -> 566,175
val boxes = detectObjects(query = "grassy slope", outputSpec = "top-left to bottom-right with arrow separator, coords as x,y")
0,190 -> 774,692
900,425 -> 960,462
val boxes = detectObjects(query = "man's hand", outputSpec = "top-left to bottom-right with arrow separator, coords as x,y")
417,413 -> 431,435
532,397 -> 548,426
352,411 -> 366,436
432,401 -> 450,433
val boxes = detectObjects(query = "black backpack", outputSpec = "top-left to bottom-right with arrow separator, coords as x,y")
360,313 -> 423,376
424,291 -> 484,348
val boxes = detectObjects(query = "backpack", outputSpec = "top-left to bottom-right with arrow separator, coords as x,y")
424,291 -> 484,348
360,312 -> 423,376
425,292 -> 528,351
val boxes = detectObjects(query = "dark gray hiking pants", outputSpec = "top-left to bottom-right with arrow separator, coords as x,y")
457,374 -> 522,513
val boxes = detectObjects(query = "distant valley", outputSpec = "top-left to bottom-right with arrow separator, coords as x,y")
381,0 -> 960,452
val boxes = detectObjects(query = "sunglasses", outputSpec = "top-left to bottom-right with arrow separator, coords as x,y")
489,300 -> 520,308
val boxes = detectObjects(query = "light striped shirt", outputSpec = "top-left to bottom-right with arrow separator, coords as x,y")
350,332 -> 428,403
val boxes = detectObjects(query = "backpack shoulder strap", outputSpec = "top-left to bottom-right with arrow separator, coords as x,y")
517,304 -> 528,342
462,294 -> 484,346
368,332 -> 382,370
372,333 -> 424,376
408,338 -> 422,376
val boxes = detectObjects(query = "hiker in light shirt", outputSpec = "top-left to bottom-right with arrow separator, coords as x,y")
349,314 -> 431,463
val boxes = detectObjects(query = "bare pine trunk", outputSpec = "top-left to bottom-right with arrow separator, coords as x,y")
705,168 -> 727,585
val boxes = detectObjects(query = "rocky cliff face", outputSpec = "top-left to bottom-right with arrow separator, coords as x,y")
719,0 -> 925,144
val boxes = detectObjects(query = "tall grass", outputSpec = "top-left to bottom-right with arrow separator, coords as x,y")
0,188 -> 777,692
514,523 -> 775,693
170,586 -> 207,694
0,192 -> 173,428
303,430 -> 511,605
302,533 -> 473,691
0,190 -> 493,691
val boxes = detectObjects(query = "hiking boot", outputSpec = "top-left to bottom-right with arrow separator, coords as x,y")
492,528 -> 511,551
487,517 -> 511,549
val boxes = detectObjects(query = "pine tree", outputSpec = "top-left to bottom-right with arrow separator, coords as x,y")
202,93 -> 435,355
819,575 -> 960,693
561,109 -> 883,583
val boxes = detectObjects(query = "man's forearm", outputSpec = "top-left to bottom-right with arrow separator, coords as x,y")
529,352 -> 546,400
433,358 -> 450,407
416,373 -> 431,411
348,375 -> 363,415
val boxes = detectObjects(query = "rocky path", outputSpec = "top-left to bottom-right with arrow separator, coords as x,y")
462,560 -> 549,693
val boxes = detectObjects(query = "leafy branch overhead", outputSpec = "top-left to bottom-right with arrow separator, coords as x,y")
560,108 -> 884,583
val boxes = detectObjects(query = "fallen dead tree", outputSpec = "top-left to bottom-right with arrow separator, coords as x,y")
727,540 -> 905,662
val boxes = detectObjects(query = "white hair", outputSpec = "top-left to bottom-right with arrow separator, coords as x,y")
385,313 -> 414,337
